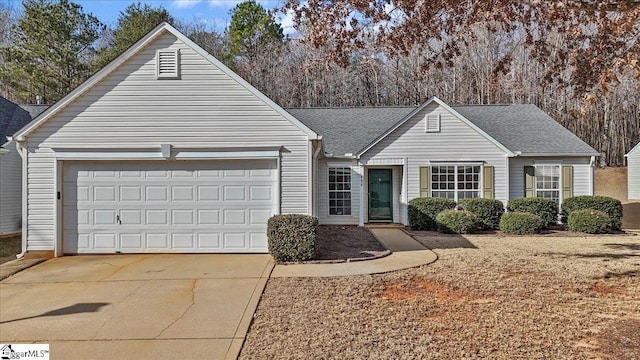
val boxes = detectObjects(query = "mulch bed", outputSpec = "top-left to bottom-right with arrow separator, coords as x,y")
313,225 -> 388,261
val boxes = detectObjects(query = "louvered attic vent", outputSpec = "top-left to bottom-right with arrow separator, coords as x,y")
156,49 -> 180,79
425,113 -> 441,133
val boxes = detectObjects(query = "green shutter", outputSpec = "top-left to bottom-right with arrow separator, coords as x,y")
420,167 -> 431,197
524,166 -> 535,198
483,166 -> 494,199
562,166 -> 573,200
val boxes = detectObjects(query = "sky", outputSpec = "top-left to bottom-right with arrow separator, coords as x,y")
4,0 -> 297,34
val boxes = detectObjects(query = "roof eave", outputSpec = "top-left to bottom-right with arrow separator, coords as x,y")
511,152 -> 600,157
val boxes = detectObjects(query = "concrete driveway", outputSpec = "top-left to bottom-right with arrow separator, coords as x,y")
0,254 -> 274,359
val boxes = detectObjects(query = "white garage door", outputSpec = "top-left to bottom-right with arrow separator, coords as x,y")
63,160 -> 277,254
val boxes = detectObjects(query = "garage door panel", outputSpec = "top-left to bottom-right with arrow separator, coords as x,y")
63,160 -> 276,254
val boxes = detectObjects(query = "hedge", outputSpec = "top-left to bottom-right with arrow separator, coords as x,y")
459,198 -> 505,230
436,209 -> 480,234
267,214 -> 318,262
408,197 -> 457,230
567,209 -> 612,234
506,198 -> 558,229
561,196 -> 623,231
500,212 -> 543,235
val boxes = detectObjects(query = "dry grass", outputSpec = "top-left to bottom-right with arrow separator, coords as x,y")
0,234 -> 21,265
595,167 -> 628,203
241,234 -> 640,359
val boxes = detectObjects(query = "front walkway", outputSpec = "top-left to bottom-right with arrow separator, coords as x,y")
271,228 -> 437,278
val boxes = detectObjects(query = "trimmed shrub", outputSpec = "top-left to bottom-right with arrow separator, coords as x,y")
567,209 -> 612,234
267,214 -> 318,262
561,196 -> 623,230
506,198 -> 558,229
500,212 -> 543,235
459,198 -> 505,230
436,209 -> 480,234
408,197 -> 457,231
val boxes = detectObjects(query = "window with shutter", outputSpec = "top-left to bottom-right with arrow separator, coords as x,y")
156,49 -> 180,79
425,114 -> 441,133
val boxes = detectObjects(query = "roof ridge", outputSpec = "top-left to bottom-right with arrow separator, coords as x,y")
286,106 -> 417,110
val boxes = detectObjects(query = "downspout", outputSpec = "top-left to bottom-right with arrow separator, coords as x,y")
589,156 -> 595,195
15,138 -> 27,258
312,141 -> 322,217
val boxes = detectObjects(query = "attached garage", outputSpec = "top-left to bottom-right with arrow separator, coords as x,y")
10,23 -> 318,257
62,160 -> 277,254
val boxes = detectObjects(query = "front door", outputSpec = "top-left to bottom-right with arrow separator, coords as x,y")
368,169 -> 393,222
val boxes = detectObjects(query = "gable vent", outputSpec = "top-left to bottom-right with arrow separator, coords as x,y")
425,113 -> 441,133
157,49 -> 180,79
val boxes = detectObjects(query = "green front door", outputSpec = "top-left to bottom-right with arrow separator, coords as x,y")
368,169 -> 393,222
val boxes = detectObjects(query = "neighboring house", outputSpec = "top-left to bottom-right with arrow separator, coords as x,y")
627,142 -> 640,200
10,23 -> 598,257
0,97 -> 46,235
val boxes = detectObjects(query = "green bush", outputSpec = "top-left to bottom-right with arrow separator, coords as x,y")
267,214 -> 318,262
499,212 -> 543,235
506,198 -> 558,229
408,197 -> 457,231
459,198 -> 505,229
567,209 -> 612,234
436,209 -> 480,234
561,196 -> 623,230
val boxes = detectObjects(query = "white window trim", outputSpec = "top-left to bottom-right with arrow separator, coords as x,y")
425,113 -> 441,133
156,49 -> 180,79
327,165 -> 353,216
430,163 -> 484,202
533,163 -> 562,204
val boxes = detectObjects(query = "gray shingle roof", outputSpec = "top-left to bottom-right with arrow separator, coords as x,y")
287,103 -> 598,157
0,97 -> 34,147
285,107 -> 415,157
451,104 -> 599,156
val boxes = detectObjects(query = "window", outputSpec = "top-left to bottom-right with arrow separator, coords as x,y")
535,165 -> 560,203
425,114 -> 441,132
328,167 -> 351,215
157,49 -> 180,79
431,165 -> 481,201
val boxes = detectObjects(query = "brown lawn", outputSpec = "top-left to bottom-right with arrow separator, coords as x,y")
241,234 -> 640,359
0,234 -> 22,265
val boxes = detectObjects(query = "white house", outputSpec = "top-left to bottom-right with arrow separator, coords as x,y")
10,23 -> 598,257
0,97 -> 45,235
626,142 -> 640,200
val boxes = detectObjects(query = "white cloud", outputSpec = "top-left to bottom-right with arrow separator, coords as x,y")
276,7 -> 297,36
173,0 -> 203,8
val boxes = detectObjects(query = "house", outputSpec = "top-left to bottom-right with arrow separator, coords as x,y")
0,97 -> 47,235
10,23 -> 598,257
627,142 -> 640,200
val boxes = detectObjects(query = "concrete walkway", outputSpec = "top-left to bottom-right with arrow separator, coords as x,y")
271,228 -> 437,277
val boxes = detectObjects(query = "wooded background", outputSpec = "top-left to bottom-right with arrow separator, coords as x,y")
1,0 -> 638,166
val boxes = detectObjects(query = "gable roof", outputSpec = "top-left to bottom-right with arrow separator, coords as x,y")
286,107 -> 414,157
0,97 -> 34,147
288,97 -> 598,158
452,104 -> 599,156
12,23 -> 319,141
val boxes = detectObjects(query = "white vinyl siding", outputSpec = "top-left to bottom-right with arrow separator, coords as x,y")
360,102 -> 508,213
509,157 -> 593,201
0,148 -> 22,234
23,31 -> 311,252
628,145 -> 640,200
316,160 -> 360,225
